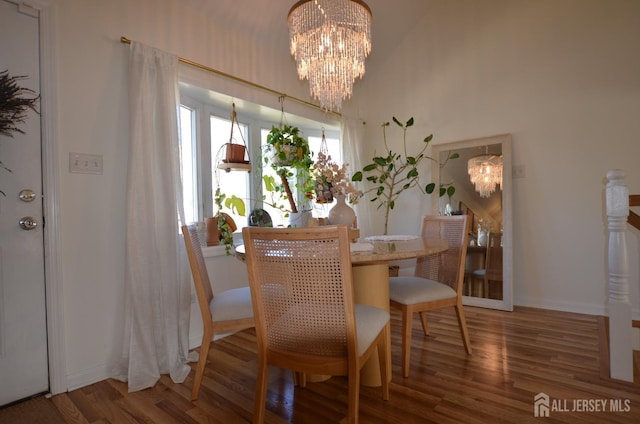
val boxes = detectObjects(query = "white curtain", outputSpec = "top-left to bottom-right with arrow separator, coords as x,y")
115,42 -> 192,392
341,116 -> 373,235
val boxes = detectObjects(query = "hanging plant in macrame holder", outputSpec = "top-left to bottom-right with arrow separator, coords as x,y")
313,130 -> 334,204
218,102 -> 251,172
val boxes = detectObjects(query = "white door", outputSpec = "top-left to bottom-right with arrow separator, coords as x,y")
0,0 -> 49,406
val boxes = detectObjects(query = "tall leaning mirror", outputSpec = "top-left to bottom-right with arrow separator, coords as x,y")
431,134 -> 513,311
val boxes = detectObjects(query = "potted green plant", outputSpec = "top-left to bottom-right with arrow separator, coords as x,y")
352,116 -> 458,235
209,187 -> 246,254
263,124 -> 314,215
265,124 -> 311,168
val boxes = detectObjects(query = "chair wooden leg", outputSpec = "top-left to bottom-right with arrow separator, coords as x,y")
347,363 -> 360,424
401,308 -> 413,378
191,328 -> 213,401
292,372 -> 307,388
377,324 -> 390,400
419,311 -> 429,335
253,357 -> 269,424
454,303 -> 473,355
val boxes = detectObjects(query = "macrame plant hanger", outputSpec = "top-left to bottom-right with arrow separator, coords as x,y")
278,95 -> 287,128
271,96 -> 298,213
218,102 -> 251,173
314,128 -> 334,203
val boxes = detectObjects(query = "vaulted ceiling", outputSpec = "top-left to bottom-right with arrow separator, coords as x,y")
180,1 -> 504,221
180,1 -> 430,126
184,0 -> 429,72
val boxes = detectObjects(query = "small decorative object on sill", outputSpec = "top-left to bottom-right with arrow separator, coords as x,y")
248,208 -> 273,227
218,102 -> 251,173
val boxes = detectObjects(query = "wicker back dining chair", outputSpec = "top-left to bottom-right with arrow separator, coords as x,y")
242,225 -> 390,424
181,224 -> 254,401
388,215 -> 471,377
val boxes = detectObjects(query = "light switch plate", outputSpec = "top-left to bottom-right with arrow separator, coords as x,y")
69,153 -> 103,175
513,165 -> 525,179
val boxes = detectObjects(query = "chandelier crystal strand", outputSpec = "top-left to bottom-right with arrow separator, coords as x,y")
288,0 -> 372,111
467,155 -> 503,198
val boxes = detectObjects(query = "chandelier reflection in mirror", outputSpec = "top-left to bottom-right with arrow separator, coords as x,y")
287,0 -> 372,112
467,154 -> 503,198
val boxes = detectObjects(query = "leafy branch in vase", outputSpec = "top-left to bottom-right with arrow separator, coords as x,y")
352,116 -> 457,235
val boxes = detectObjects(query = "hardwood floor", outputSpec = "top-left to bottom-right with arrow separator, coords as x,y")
2,306 -> 640,423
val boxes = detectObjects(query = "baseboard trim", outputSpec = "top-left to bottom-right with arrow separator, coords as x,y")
66,363 -> 112,392
513,297 -> 606,316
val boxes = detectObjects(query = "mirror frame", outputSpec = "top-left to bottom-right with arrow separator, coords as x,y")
431,134 -> 513,311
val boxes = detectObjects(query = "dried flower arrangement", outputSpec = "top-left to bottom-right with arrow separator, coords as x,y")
313,150 -> 362,204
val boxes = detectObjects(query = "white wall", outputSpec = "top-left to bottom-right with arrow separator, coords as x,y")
51,0 -> 640,391
347,0 -> 640,316
52,0 -> 309,390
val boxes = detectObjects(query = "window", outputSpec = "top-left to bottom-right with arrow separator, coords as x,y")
179,87 -> 341,235
179,105 -> 197,224
210,115 -> 249,228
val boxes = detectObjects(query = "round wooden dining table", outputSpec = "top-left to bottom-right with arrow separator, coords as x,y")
234,234 -> 449,387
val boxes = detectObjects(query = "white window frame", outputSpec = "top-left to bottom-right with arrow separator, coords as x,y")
179,92 -> 341,233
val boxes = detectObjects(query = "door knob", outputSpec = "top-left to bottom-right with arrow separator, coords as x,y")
19,189 -> 37,202
19,216 -> 38,230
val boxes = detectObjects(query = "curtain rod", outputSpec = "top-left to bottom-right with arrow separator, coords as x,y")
120,36 -> 340,118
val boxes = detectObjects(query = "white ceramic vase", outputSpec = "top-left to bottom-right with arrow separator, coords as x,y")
328,194 -> 356,227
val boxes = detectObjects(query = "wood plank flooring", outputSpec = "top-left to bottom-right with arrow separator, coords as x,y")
2,306 -> 640,423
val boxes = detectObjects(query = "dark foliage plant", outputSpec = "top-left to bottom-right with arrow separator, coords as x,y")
0,70 -> 40,196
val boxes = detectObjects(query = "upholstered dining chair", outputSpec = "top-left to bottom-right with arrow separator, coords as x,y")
181,224 -> 254,401
242,225 -> 390,424
388,215 -> 471,378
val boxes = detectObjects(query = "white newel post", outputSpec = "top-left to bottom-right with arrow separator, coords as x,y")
605,169 -> 633,382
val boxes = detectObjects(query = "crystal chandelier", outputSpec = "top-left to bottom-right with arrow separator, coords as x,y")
287,0 -> 372,112
467,154 -> 503,198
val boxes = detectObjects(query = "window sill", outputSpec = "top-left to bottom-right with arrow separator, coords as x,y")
202,245 -> 227,258
201,232 -> 244,259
